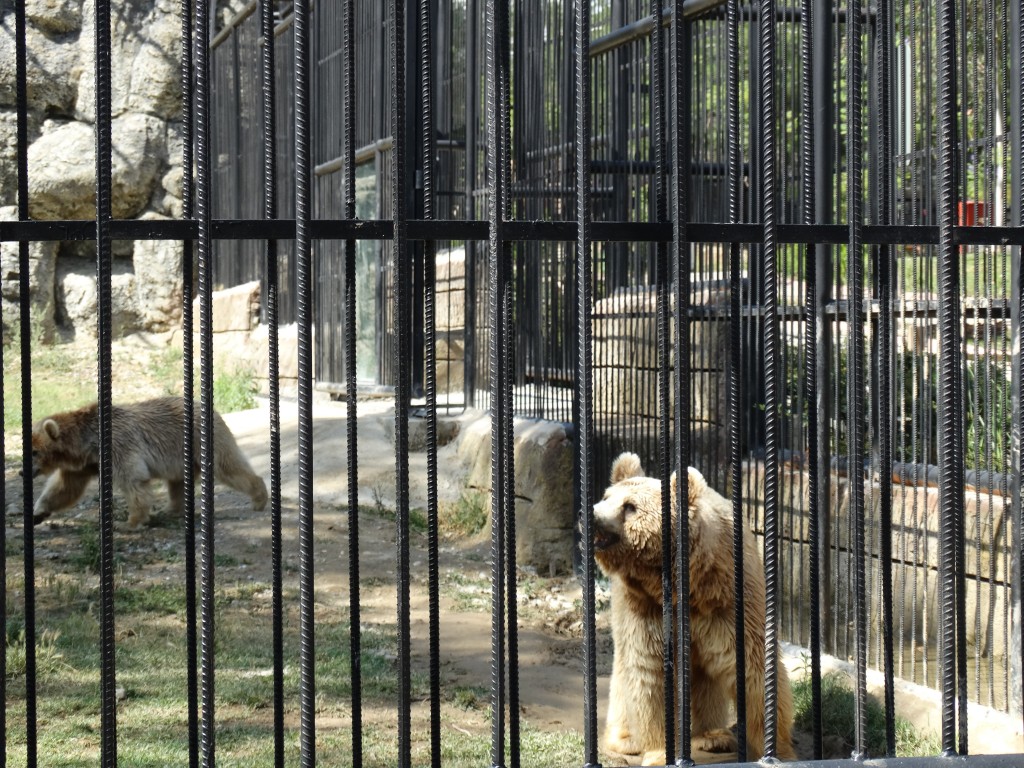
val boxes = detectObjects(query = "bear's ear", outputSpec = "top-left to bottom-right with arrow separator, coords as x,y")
43,418 -> 61,441
610,452 -> 644,483
670,467 -> 708,508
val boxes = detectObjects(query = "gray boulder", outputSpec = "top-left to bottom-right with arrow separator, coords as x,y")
27,113 -> 165,220
133,213 -> 183,331
458,416 -> 577,575
75,0 -> 181,121
56,255 -> 140,337
0,205 -> 57,339
0,17 -> 80,113
25,0 -> 83,35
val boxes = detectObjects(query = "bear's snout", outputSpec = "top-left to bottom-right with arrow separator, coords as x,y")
592,500 -> 623,550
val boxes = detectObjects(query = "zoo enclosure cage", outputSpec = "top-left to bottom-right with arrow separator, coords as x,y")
210,0 -> 1024,719
1,0 -> 1022,762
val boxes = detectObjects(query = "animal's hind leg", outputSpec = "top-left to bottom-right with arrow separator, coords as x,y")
167,480 -> 186,518
691,666 -> 737,754
33,469 -> 95,524
123,481 -> 155,529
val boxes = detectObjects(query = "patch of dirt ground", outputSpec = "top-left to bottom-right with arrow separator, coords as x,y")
5,335 -> 827,765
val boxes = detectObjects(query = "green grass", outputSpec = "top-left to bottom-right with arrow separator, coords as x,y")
366,498 -> 429,535
793,671 -> 941,757
6,627 -> 68,678
68,525 -> 102,572
154,343 -> 259,413
3,340 -> 94,434
148,345 -> 185,396
2,337 -> 257,444
3,563 -> 588,768
440,490 -> 489,539
212,366 -> 258,413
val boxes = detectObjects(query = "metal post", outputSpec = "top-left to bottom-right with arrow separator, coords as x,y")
811,0 -> 835,656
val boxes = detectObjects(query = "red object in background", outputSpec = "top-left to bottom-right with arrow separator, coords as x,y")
958,200 -> 986,226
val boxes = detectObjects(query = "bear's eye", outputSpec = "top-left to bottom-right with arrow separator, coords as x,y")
622,502 -> 636,518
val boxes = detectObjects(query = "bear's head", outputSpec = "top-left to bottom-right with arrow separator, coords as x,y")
591,452 -> 708,573
29,416 -> 83,477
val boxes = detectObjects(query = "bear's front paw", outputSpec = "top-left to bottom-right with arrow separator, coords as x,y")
603,730 -> 643,762
693,728 -> 738,754
32,508 -> 52,525
640,749 -> 667,766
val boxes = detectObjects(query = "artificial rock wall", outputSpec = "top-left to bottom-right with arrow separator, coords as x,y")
1,0 -> 190,340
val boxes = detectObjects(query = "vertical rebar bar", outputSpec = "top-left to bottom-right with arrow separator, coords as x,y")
728,0 -> 749,758
936,0 -> 964,750
342,0 -> 362,762
419,0 -> 442,763
464,0 -> 479,409
93,0 -> 116,759
874,0 -> 897,750
846,0 -> 869,756
651,0 -> 676,760
178,0 -> 198,760
812,0 -> 835,661
575,0 -> 599,763
193,0 -> 216,757
758,0 -> 781,755
294,0 -> 316,762
486,0 -> 510,763
14,0 -> 36,758
499,4 -> 518,758
799,0 -> 822,754
672,0 -> 693,764
260,0 -> 284,762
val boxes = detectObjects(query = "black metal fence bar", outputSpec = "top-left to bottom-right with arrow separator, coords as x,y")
728,0 -> 751,757
845,0 -> 868,752
342,0 -> 363,763
798,0 -> 823,753
259,0 -> 285,762
178,0 -> 199,759
192,0 -> 217,755
935,0 -> 966,751
93,0 -> 117,760
874,0 -> 897,748
575,0 -> 598,765
9,219 -> 1024,247
758,0 -> 783,754
485,0 -> 515,764
650,0 -> 676,760
418,0 -> 444,762
13,0 -> 36,758
672,0 -> 695,763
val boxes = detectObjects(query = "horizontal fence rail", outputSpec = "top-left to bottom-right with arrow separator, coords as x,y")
2,0 -> 1023,765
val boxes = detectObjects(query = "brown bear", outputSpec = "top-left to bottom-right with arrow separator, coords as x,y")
30,396 -> 268,528
593,452 -> 795,764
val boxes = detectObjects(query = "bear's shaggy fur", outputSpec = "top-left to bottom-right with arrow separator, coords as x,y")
593,452 -> 795,764
31,396 -> 268,528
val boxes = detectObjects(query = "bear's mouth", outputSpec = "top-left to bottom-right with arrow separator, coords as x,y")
593,528 -> 620,551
